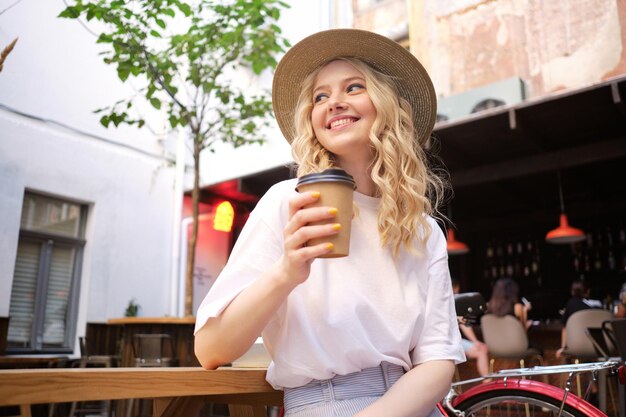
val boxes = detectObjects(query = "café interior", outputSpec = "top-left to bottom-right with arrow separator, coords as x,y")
1,64 -> 626,417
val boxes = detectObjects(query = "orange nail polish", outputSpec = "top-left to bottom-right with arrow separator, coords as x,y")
331,223 -> 342,231
311,191 -> 321,198
325,243 -> 334,251
328,208 -> 338,215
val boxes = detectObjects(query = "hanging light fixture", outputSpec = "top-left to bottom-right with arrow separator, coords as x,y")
446,205 -> 469,255
447,228 -> 470,255
545,171 -> 585,244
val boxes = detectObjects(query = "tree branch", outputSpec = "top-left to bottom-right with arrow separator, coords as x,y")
0,37 -> 18,72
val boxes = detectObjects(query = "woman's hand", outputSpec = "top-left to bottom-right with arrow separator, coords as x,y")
277,191 -> 341,285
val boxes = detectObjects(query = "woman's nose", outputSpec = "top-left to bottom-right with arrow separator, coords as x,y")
328,97 -> 347,112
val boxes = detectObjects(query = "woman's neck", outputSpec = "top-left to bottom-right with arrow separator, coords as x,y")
337,158 -> 377,197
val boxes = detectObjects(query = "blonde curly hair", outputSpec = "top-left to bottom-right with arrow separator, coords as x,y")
291,58 -> 449,256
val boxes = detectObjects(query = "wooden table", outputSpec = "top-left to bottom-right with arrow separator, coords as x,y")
0,367 -> 283,417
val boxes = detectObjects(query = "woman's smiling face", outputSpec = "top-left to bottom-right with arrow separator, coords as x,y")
310,59 -> 377,164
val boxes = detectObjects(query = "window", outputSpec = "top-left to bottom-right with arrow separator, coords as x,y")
7,191 -> 87,353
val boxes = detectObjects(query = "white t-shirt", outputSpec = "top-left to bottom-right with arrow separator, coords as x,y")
194,178 -> 465,389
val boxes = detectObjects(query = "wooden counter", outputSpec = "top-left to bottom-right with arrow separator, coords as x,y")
107,316 -> 196,325
0,355 -> 70,369
106,316 -> 198,367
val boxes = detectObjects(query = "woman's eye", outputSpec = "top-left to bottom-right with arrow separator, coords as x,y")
347,83 -> 365,93
314,93 -> 328,103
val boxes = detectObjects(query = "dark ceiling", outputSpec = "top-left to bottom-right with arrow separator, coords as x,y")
204,75 -> 626,231
433,76 -> 626,233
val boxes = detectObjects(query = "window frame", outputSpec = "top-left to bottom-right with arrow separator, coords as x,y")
7,194 -> 88,354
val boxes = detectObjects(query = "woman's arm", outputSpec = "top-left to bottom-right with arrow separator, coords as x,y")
514,302 -> 532,331
459,324 -> 479,343
194,191 -> 340,369
355,360 -> 455,417
556,327 -> 567,358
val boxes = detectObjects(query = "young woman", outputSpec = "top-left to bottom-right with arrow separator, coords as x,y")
194,29 -> 465,417
487,277 -> 532,331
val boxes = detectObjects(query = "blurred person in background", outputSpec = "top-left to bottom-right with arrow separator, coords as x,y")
487,277 -> 532,331
452,279 -> 489,377
556,278 -> 602,358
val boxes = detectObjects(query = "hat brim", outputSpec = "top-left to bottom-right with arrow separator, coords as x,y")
272,29 -> 436,146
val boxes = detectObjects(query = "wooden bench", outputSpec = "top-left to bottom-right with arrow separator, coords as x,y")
0,367 -> 283,417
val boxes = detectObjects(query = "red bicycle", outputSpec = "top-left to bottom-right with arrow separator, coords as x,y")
447,293 -> 626,417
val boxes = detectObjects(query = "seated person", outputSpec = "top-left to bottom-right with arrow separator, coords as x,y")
556,278 -> 603,358
452,279 -> 489,377
487,277 -> 532,331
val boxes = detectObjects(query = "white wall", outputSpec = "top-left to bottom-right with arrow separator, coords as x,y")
0,1 -> 180,335
0,110 -> 177,320
0,0 -> 167,154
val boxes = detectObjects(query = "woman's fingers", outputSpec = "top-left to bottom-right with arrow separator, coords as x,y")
285,190 -> 339,240
287,241 -> 335,262
288,190 -> 320,218
284,222 -> 340,251
277,191 -> 342,283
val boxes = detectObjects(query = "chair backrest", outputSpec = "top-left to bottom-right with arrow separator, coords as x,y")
480,314 -> 529,357
132,333 -> 176,367
585,327 -> 614,359
603,318 -> 626,360
565,309 -> 614,358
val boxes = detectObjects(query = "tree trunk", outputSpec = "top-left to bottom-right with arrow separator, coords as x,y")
185,135 -> 201,317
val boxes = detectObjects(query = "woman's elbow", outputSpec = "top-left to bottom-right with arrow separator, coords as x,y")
194,325 -> 230,369
194,340 -> 229,370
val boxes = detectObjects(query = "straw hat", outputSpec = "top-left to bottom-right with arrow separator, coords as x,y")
272,28 -> 437,145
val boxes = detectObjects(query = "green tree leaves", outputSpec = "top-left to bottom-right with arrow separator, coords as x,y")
59,0 -> 289,316
58,0 -> 287,150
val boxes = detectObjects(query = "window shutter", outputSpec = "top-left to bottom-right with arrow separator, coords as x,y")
43,246 -> 75,347
7,241 -> 40,348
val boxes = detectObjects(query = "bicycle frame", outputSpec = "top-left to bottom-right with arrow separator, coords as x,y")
444,361 -> 620,417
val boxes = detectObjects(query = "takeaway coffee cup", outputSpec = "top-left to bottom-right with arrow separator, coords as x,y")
296,168 -> 356,258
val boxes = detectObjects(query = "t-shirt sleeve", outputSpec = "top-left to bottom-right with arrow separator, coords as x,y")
193,182 -> 293,335
410,220 -> 466,365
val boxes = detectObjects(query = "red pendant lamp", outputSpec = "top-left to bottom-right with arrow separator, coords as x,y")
545,172 -> 585,244
447,228 -> 470,255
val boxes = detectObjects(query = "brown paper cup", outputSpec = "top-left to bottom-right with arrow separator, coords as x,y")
296,169 -> 355,258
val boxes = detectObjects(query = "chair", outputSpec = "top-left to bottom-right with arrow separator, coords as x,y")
563,309 -> 614,407
603,319 -> 626,417
480,314 -> 544,372
126,334 -> 177,417
564,309 -> 614,359
602,318 -> 626,359
585,327 -> 616,360
131,333 -> 176,367
67,337 -> 120,417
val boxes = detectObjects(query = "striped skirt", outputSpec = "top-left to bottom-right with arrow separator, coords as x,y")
282,362 -> 447,417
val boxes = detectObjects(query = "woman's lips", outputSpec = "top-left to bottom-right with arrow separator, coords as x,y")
327,116 -> 359,130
